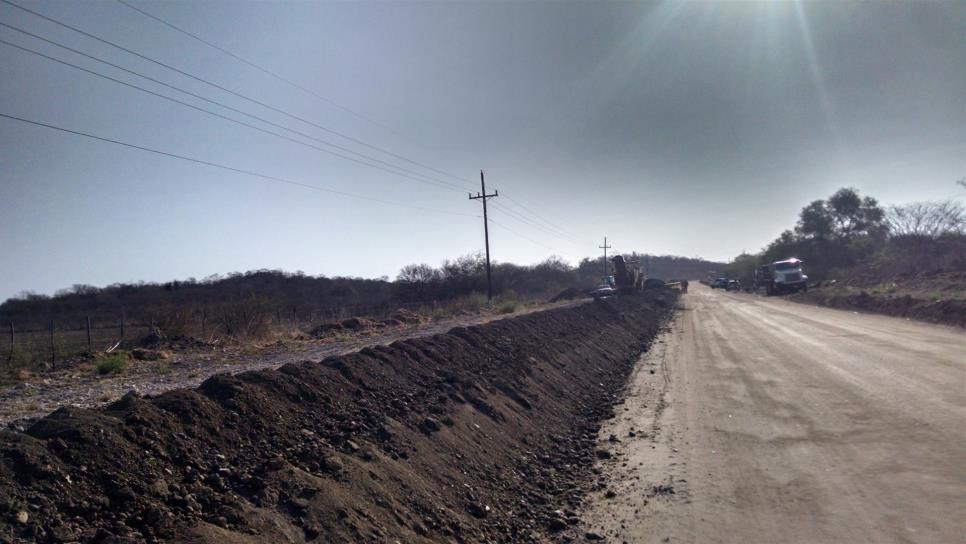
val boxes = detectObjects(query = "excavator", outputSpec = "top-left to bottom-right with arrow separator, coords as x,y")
590,255 -> 666,298
610,255 -> 645,294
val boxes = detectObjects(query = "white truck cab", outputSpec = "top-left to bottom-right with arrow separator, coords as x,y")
755,258 -> 808,295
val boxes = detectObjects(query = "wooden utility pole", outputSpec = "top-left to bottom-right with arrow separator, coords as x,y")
599,236 -> 612,279
469,170 -> 498,301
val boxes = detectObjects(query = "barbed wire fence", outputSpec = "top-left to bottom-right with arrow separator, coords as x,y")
0,297 -> 460,373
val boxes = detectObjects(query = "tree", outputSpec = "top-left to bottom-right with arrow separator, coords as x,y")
796,200 -> 833,240
723,253 -> 759,286
826,188 -> 887,240
396,263 -> 440,285
794,188 -> 887,243
886,200 -> 966,238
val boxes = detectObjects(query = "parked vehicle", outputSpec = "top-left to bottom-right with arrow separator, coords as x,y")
726,279 -> 741,291
589,275 -> 617,298
711,277 -> 728,289
754,258 -> 808,295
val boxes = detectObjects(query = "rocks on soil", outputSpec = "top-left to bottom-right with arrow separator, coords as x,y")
0,290 -> 676,543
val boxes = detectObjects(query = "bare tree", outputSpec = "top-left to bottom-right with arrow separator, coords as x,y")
886,200 -> 966,238
396,263 -> 440,285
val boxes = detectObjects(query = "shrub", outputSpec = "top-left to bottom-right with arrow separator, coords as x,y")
498,302 -> 517,314
95,353 -> 129,375
5,346 -> 37,371
462,293 -> 487,313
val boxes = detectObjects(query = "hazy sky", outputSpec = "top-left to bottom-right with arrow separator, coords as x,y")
1,0 -> 964,302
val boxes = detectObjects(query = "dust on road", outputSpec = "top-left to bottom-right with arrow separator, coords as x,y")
582,284 -> 965,543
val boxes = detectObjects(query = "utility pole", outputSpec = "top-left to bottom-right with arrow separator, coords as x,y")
469,170 -> 498,301
599,236 -> 611,279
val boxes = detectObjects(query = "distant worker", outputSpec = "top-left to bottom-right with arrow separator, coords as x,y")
681,279 -> 689,293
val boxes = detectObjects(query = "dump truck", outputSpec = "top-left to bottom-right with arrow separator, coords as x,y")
754,258 -> 808,295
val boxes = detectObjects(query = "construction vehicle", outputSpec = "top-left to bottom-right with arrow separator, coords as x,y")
590,275 -> 617,298
610,255 -> 644,294
754,258 -> 808,295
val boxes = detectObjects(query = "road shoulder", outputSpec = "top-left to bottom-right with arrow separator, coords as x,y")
578,304 -> 690,543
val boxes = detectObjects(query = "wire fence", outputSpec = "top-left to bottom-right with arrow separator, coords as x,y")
0,298 -> 455,373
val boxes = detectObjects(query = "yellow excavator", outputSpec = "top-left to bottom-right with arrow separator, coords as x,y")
610,255 -> 645,294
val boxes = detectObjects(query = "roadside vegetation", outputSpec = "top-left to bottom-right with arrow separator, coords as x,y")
1,252 -> 719,376
94,352 -> 129,375
724,186 -> 965,284
722,184 -> 966,325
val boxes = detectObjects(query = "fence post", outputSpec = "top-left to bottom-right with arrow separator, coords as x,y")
86,316 -> 92,351
201,309 -> 207,338
49,319 -> 55,370
7,322 -> 13,363
120,312 -> 125,341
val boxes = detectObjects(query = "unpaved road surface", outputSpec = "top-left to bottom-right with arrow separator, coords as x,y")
582,284 -> 965,543
0,300 -> 582,426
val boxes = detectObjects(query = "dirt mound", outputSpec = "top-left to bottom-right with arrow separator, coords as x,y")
312,314 -> 407,337
309,321 -> 344,336
389,308 -> 422,324
0,290 -> 676,543
549,287 -> 583,303
793,290 -> 966,327
642,278 -> 666,290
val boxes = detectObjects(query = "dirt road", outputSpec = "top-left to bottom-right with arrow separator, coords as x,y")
581,284 -> 965,543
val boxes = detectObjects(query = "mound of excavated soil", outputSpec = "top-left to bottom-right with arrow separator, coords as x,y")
0,290 -> 676,543
549,287 -> 583,303
791,289 -> 966,328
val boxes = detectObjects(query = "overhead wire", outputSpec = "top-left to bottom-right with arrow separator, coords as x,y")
0,112 -> 479,218
0,0 -> 475,191
500,191 -> 594,244
488,200 -> 585,246
487,218 -> 562,254
0,33 -> 464,193
2,0 -> 590,254
114,0 -> 476,185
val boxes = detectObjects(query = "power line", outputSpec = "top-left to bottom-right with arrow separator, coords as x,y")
0,112 -> 479,218
0,35 -> 463,193
489,201 -> 577,245
1,0 -> 474,191
0,21 -> 467,192
488,218 -> 561,254
489,200 -> 584,246
500,191 -> 593,244
491,200 -> 584,245
115,0 -> 474,186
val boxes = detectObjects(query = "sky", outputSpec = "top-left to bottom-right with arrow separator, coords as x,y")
1,0 -> 964,302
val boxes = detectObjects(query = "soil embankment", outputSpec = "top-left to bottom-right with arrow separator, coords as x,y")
787,271 -> 966,328
0,300 -> 584,426
0,290 -> 675,543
